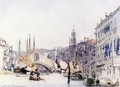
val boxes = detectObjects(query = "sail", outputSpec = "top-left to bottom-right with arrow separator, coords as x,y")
16,56 -> 37,71
59,59 -> 67,70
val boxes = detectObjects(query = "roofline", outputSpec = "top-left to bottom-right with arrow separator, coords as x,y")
95,6 -> 120,29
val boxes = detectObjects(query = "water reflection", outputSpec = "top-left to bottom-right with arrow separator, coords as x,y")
68,83 -> 70,87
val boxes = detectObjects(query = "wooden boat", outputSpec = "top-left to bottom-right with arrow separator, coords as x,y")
70,76 -> 84,81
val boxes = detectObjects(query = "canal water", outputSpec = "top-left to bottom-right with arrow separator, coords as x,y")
0,73 -> 86,87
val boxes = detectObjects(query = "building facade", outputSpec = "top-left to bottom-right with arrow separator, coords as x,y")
77,38 -> 96,77
95,6 -> 120,80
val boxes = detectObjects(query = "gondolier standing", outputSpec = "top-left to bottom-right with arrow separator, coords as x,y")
68,62 -> 70,86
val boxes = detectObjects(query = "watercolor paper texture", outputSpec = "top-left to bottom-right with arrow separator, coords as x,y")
0,0 -> 120,87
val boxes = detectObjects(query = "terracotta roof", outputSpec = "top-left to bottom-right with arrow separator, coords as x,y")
86,39 -> 96,45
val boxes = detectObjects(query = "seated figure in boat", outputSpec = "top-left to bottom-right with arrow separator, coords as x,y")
29,69 -> 44,81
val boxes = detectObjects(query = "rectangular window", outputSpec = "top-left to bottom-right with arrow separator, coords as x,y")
116,38 -> 120,55
114,38 -> 116,51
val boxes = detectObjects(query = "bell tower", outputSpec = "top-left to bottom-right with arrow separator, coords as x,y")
69,26 -> 77,62
70,27 -> 76,46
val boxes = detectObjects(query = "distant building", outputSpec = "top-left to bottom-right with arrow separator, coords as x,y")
85,39 -> 96,77
0,37 -> 8,71
56,47 -> 70,62
4,46 -> 17,71
95,6 -> 120,80
0,37 -> 18,71
77,40 -> 86,64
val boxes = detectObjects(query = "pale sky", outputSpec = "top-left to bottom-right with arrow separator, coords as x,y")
0,0 -> 120,51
